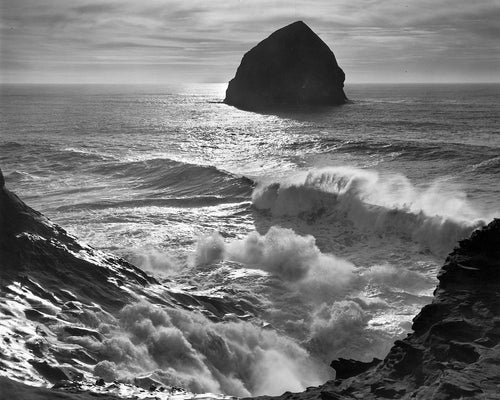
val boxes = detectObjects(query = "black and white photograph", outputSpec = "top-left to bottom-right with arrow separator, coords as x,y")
0,1 -> 499,399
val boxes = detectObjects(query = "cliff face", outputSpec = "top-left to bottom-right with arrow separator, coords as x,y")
0,168 -> 248,398
224,21 -> 346,110
253,219 -> 500,400
0,168 -> 156,312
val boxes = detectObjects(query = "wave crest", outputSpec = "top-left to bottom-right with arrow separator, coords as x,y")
94,158 -> 254,198
193,226 -> 356,288
252,166 -> 488,256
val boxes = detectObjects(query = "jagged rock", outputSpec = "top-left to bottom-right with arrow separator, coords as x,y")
0,169 -> 157,312
224,21 -> 346,110
0,376 -> 124,399
28,360 -> 83,384
330,358 -> 381,380
133,375 -> 163,391
95,378 -> 105,386
24,308 -> 59,324
25,337 -> 49,358
53,346 -> 98,365
52,380 -> 82,391
63,326 -> 103,341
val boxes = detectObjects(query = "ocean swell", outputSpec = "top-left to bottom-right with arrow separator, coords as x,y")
92,158 -> 254,198
252,166 -> 487,256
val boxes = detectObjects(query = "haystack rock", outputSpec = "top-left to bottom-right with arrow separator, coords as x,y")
224,21 -> 347,110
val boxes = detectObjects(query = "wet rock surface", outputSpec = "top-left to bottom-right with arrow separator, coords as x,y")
1,163 -> 499,399
330,358 -> 381,380
0,167 -> 248,399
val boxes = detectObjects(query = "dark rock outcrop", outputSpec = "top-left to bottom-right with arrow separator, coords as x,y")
0,376 -> 124,399
252,219 -> 500,400
224,21 -> 346,110
330,358 -> 381,380
0,168 -> 157,312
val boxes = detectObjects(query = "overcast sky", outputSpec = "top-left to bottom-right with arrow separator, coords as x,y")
1,0 -> 499,84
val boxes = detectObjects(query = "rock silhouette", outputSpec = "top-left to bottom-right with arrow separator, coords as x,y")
224,21 -> 346,110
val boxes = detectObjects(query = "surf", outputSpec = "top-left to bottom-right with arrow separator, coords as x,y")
252,166 -> 488,256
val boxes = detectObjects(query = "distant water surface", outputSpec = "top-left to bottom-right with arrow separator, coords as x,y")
1,83 -> 499,395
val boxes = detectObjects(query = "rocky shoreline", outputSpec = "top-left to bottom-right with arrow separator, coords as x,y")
1,166 -> 499,399
252,220 -> 500,399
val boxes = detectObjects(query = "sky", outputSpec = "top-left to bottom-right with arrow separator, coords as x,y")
1,0 -> 499,84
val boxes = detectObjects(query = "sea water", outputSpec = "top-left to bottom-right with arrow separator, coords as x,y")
1,83 -> 499,395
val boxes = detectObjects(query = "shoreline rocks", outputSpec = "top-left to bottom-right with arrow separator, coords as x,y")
1,165 -> 499,399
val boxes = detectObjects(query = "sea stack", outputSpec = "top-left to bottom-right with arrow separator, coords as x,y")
224,21 -> 347,110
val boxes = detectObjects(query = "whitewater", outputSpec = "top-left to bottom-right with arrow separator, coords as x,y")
0,83 -> 499,396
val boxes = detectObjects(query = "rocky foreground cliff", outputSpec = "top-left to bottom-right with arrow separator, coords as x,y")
253,220 -> 500,399
0,168 -> 245,399
1,163 -> 499,399
224,21 -> 346,110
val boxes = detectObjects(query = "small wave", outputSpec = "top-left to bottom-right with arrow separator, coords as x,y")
470,156 -> 500,173
0,141 -> 23,150
34,147 -> 117,172
4,170 -> 41,182
93,158 -> 254,198
62,147 -> 117,160
252,166 -> 488,256
56,196 -> 250,211
336,140 -> 482,162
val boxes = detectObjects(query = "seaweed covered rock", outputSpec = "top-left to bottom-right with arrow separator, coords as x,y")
224,21 -> 346,110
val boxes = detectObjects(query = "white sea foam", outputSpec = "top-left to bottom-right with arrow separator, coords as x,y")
252,166 -> 487,256
130,248 -> 181,275
363,264 -> 432,293
192,226 -> 356,291
90,302 -> 331,396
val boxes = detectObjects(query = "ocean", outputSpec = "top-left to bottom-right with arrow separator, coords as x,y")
1,83 -> 499,396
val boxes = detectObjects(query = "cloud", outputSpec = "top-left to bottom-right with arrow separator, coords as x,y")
72,3 -> 121,15
1,0 -> 499,83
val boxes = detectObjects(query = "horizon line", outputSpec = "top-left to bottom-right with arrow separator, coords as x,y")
1,81 -> 500,85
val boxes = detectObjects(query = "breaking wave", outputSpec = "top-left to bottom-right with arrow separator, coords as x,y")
82,302 -> 331,397
55,196 -> 249,212
188,227 -> 411,362
470,156 -> 500,173
193,226 -> 356,289
252,166 -> 487,256
4,170 -> 43,183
